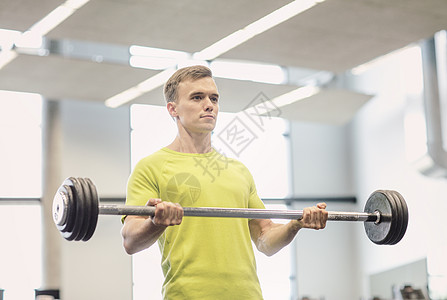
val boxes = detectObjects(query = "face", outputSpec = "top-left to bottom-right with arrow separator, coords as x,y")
168,77 -> 219,135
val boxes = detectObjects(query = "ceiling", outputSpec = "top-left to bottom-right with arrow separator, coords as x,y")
0,0 -> 446,123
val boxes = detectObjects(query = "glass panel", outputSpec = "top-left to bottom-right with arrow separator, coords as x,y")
0,91 -> 42,198
0,204 -> 42,299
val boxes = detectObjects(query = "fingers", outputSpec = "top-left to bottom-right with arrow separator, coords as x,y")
152,202 -> 183,226
317,202 -> 327,210
299,204 -> 328,230
146,198 -> 162,206
149,200 -> 183,227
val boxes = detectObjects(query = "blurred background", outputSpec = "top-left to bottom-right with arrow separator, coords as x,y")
1,0 -> 447,299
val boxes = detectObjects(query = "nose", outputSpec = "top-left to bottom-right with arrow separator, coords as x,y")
203,96 -> 214,111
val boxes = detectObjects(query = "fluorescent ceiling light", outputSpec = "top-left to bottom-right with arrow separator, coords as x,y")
0,0 -> 89,71
104,87 -> 143,109
29,0 -> 90,36
107,0 -> 325,108
14,31 -> 44,49
135,68 -> 175,93
210,59 -> 285,84
129,45 -> 189,60
105,68 -> 175,108
270,86 -> 320,107
0,29 -> 21,51
193,0 -> 325,61
351,45 -> 420,76
0,50 -> 18,69
130,56 -> 178,70
129,45 -> 189,70
177,59 -> 209,69
243,86 -> 320,117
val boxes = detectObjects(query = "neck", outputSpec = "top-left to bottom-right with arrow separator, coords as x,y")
167,132 -> 213,154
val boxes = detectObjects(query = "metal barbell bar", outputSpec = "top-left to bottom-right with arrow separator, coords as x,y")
52,177 -> 409,245
99,204 -> 380,222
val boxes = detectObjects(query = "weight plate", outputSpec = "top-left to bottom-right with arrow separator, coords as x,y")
53,184 -> 69,226
390,191 -> 409,245
83,178 -> 99,241
384,190 -> 403,245
58,182 -> 77,234
76,178 -> 92,241
364,191 -> 393,245
62,177 -> 85,241
55,185 -> 73,233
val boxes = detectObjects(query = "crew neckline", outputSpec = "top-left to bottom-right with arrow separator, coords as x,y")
161,147 -> 217,157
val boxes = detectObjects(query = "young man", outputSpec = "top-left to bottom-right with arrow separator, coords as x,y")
121,65 -> 328,299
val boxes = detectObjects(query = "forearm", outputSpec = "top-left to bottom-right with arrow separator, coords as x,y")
121,216 -> 166,255
255,220 -> 302,256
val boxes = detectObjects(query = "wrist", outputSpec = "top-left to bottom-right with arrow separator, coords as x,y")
289,219 -> 302,233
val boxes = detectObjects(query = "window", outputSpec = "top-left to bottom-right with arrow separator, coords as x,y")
0,204 -> 42,299
0,90 -> 42,198
130,104 -> 291,300
0,91 -> 43,299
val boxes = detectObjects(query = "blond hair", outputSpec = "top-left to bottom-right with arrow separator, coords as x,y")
164,65 -> 213,103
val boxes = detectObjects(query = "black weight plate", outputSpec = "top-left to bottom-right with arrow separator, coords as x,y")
53,184 -> 68,226
382,190 -> 402,245
76,178 -> 92,241
55,184 -> 73,233
57,180 -> 77,237
62,177 -> 85,241
83,178 -> 99,241
364,191 -> 393,245
63,183 -> 77,234
390,191 -> 409,245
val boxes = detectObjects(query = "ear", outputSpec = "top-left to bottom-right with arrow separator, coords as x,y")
167,102 -> 178,118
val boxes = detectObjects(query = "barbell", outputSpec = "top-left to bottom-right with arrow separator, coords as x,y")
52,177 -> 409,245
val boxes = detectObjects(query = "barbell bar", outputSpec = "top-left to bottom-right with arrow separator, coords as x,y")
52,177 -> 409,245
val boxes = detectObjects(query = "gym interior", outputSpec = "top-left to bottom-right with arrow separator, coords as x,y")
1,1 -> 447,300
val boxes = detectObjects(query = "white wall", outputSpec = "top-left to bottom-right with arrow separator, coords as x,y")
60,99 -> 131,197
58,99 -> 132,300
291,121 -> 354,197
348,47 -> 447,298
290,121 -> 360,299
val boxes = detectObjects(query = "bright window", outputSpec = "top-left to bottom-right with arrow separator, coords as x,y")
0,90 -> 42,198
0,90 -> 43,299
0,204 -> 42,300
130,103 -> 291,300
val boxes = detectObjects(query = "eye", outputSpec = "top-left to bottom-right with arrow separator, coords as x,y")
211,96 -> 219,103
192,95 -> 202,100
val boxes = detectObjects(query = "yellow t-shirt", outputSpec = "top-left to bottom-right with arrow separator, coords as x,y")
125,147 -> 265,299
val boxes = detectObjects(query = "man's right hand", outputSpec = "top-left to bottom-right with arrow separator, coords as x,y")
146,198 -> 184,227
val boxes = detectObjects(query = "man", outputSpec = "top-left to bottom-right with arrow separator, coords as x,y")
121,65 -> 328,299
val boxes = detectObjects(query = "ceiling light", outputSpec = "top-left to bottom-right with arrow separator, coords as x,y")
129,56 -> 178,70
105,68 -> 175,108
271,86 -> 320,107
244,86 -> 320,116
129,45 -> 190,70
104,87 -> 143,109
135,68 -> 175,93
30,6 -> 76,36
29,0 -> 90,36
129,45 -> 189,60
106,0 -> 325,108
0,29 -> 21,51
210,59 -> 285,84
193,0 -> 325,60
0,50 -> 18,69
0,0 -> 89,71
14,31 -> 44,49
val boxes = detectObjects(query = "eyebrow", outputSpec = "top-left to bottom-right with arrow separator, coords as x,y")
190,91 -> 219,98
